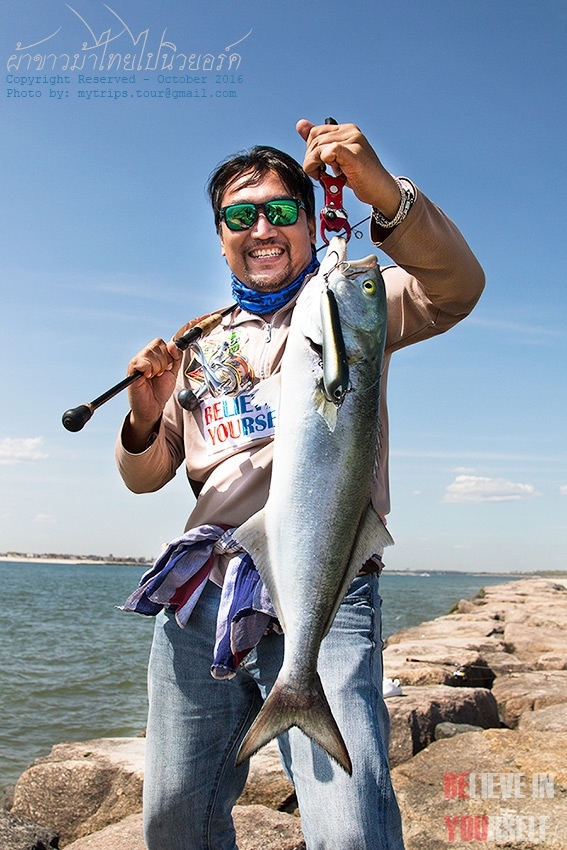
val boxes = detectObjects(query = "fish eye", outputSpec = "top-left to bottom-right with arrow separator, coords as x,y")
362,279 -> 376,294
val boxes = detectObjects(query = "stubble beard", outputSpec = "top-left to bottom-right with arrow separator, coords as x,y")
242,267 -> 294,292
240,249 -> 294,293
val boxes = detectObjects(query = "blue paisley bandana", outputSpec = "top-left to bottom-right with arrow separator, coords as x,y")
231,248 -> 319,315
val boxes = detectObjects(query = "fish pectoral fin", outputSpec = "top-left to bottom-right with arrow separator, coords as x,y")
235,673 -> 352,775
315,387 -> 339,431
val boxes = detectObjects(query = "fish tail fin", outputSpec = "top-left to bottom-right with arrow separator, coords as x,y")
236,673 -> 352,775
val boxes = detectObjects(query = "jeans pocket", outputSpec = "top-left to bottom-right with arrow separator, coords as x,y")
342,574 -> 376,606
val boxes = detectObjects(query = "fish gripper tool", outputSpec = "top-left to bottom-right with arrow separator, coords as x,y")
318,118 -> 352,245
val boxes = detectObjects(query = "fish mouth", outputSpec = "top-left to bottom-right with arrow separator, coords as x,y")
341,254 -> 378,276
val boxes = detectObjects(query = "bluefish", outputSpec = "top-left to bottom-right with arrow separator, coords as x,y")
233,236 -> 393,775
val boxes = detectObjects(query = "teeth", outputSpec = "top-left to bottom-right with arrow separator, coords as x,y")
250,248 -> 283,258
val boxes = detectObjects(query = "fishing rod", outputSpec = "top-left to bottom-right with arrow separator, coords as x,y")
61,235 -> 369,432
61,305 -> 235,432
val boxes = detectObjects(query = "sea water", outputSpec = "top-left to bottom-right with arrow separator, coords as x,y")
0,562 -> 518,791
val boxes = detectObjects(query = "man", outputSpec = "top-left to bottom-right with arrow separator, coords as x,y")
116,119 -> 485,850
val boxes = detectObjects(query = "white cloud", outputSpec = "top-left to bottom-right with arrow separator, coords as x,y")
444,475 -> 541,503
34,514 -> 55,523
560,485 -> 567,497
0,437 -> 48,465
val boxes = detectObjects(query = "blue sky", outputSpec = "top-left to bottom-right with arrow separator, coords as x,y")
1,0 -> 565,572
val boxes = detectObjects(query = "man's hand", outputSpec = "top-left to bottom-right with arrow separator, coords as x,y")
122,337 -> 182,453
296,119 -> 401,220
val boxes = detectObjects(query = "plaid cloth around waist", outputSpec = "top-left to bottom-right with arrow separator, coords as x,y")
119,524 -> 278,680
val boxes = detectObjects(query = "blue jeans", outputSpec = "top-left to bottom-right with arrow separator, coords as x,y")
143,574 -> 405,850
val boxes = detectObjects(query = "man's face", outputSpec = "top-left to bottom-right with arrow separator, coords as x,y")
218,170 -> 316,292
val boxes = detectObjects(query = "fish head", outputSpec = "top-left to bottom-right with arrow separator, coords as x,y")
324,237 -> 387,343
295,237 -> 385,341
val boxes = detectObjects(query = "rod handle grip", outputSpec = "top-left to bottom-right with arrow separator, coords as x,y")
61,404 -> 94,432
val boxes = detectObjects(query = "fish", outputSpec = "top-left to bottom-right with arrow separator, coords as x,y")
233,236 -> 393,775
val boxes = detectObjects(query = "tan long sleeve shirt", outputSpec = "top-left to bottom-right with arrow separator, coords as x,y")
116,189 -> 485,558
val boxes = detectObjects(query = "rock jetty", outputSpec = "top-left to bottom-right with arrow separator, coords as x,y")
3,577 -> 566,849
386,577 -> 567,849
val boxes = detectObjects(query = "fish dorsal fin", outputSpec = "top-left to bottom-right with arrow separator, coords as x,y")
321,504 -> 394,638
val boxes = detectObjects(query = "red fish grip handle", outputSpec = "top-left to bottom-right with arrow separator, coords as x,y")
319,170 -> 352,245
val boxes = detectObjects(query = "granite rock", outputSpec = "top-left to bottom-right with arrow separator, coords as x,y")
518,703 -> 567,733
62,813 -> 144,850
11,737 -> 298,848
237,741 -> 296,811
387,685 -> 500,767
491,670 -> 567,728
232,805 -> 305,850
392,728 -> 567,849
12,578 -> 567,849
384,579 -> 567,687
434,722 -> 485,740
0,809 -> 58,850
63,806 -> 305,850
11,738 -> 144,847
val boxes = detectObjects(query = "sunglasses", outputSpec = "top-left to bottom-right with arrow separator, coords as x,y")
218,198 -> 306,231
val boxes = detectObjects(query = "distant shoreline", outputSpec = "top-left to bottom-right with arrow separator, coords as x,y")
0,556 -> 153,566
1,555 -> 563,577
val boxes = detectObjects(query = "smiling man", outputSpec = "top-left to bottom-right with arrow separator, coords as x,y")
218,173 -> 315,290
116,119 -> 484,850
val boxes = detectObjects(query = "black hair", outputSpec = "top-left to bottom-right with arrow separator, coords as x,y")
207,145 -> 315,231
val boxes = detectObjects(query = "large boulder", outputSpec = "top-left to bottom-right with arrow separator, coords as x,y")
382,608 -> 515,687
233,806 -> 304,850
491,671 -> 567,727
392,728 -> 567,849
386,686 -> 500,767
11,738 -> 144,847
11,737 -> 298,848
383,642 -> 500,688
61,813 -> 144,850
518,703 -> 567,732
464,579 -> 567,669
12,578 -> 567,849
63,807 -> 305,850
0,809 -> 58,850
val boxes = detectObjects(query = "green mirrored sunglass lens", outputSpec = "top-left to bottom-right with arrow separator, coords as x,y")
226,205 -> 257,228
265,202 -> 298,225
222,199 -> 301,230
